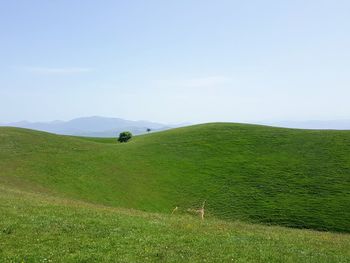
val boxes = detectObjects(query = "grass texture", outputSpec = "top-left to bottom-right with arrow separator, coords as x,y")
0,123 -> 349,233
1,186 -> 349,262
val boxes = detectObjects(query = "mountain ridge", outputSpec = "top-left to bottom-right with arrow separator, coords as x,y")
0,116 -> 180,137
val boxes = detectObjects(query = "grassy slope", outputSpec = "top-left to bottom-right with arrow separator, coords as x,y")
1,185 -> 349,263
0,123 -> 349,232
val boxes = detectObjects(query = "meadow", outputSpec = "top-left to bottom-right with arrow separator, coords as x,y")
0,123 -> 350,262
1,185 -> 349,262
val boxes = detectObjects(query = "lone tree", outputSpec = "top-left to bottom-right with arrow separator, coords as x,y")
118,131 -> 132,143
146,128 -> 151,133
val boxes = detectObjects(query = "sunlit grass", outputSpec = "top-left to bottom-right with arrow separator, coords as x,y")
1,124 -> 350,232
1,186 -> 349,262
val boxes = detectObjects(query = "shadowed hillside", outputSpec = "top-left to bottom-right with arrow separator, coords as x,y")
0,123 -> 349,232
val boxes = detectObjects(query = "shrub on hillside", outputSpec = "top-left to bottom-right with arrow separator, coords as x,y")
118,131 -> 132,143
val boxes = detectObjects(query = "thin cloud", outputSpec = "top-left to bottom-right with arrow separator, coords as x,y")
19,66 -> 94,75
180,76 -> 232,88
155,76 -> 232,89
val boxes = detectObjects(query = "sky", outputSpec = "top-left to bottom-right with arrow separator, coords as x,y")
1,0 -> 349,124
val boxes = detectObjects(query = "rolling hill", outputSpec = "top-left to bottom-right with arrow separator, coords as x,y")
0,123 -> 349,233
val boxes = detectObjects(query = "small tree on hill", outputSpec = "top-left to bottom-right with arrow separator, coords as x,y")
118,131 -> 132,143
146,128 -> 151,133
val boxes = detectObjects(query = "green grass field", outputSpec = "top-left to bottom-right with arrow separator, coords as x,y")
0,123 -> 350,262
1,185 -> 349,262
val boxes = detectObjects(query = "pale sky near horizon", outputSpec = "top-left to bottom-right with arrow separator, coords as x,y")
1,0 -> 349,124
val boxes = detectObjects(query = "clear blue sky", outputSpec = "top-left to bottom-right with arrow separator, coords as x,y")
1,0 -> 349,123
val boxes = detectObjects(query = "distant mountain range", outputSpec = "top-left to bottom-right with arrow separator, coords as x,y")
0,116 -> 185,137
261,120 -> 350,130
2,117 -> 349,137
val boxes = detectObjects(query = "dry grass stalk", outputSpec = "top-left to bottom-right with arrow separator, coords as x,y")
186,200 -> 206,220
171,206 -> 178,215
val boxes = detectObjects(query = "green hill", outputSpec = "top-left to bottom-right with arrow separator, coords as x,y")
0,123 -> 349,232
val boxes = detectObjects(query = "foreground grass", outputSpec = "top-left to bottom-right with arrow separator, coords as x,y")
0,186 -> 349,263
